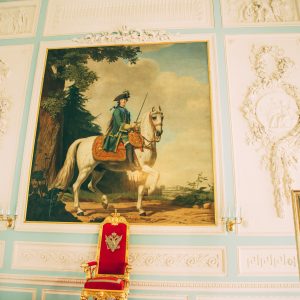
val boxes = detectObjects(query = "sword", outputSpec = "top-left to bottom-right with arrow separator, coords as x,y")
135,92 -> 148,123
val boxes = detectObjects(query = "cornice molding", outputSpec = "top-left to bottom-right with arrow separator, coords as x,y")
1,274 -> 300,291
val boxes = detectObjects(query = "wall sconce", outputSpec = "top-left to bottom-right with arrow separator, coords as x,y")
0,209 -> 17,229
221,207 -> 243,233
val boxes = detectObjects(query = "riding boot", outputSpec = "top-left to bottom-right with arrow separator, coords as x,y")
125,143 -> 138,171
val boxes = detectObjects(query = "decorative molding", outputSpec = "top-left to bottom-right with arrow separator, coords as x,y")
11,242 -> 225,276
197,297 -> 300,300
41,289 -> 187,300
0,59 -> 10,140
12,242 -> 96,272
129,246 -> 225,275
242,44 -> 300,218
0,241 -> 5,268
0,0 -> 40,38
0,44 -> 33,218
41,289 -> 80,300
129,296 -> 188,300
73,27 -> 172,44
2,273 -> 300,291
44,0 -> 213,36
0,286 -> 36,300
238,246 -> 298,275
221,0 -> 300,27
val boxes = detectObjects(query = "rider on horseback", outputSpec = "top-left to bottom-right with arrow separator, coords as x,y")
102,90 -> 139,171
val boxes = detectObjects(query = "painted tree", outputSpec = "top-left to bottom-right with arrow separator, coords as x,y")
33,46 -> 141,185
62,84 -> 101,158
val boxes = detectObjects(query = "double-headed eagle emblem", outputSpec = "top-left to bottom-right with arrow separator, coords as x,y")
105,232 -> 122,252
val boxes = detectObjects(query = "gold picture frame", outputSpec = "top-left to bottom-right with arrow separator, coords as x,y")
292,190 -> 300,276
15,33 -> 224,234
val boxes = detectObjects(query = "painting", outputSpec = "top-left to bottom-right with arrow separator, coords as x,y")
292,190 -> 300,275
24,37 -> 218,226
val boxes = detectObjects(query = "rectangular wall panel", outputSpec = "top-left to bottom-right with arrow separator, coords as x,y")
12,242 -> 226,276
221,0 -> 300,27
238,246 -> 298,276
0,287 -> 36,300
44,0 -> 213,35
225,34 -> 300,235
0,241 -> 5,268
0,0 -> 40,38
0,45 -> 33,213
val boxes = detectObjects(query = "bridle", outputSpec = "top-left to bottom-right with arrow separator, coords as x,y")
141,112 -> 163,150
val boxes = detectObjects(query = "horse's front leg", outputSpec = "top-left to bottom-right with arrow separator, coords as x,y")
137,184 -> 146,216
142,165 -> 160,194
136,165 -> 160,216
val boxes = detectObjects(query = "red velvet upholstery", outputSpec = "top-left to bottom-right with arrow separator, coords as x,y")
97,223 -> 127,275
84,276 -> 125,290
81,213 -> 130,299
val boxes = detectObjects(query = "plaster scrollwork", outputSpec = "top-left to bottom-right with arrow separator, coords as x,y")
242,45 -> 300,217
128,248 -> 222,274
0,59 -> 10,139
73,27 -> 172,44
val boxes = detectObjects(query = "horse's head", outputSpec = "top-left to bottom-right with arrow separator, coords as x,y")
149,106 -> 164,142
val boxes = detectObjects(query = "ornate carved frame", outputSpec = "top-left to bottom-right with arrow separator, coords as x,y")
15,29 -> 223,235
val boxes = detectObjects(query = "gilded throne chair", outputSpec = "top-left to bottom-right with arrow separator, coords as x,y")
80,211 -> 131,300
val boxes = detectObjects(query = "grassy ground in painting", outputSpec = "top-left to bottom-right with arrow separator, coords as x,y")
61,190 -> 215,225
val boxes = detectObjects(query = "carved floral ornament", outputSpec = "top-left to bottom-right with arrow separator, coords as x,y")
242,45 -> 300,217
73,27 -> 172,44
0,59 -> 10,138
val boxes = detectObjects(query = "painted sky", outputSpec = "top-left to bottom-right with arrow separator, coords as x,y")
84,42 -> 214,187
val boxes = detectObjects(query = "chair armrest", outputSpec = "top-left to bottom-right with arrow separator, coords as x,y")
80,261 -> 97,279
123,263 -> 132,283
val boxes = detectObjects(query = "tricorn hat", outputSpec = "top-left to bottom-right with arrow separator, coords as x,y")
114,90 -> 130,101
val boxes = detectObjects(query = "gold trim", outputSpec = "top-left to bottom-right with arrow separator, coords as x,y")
21,36 -> 220,229
80,212 -> 130,299
291,190 -> 300,277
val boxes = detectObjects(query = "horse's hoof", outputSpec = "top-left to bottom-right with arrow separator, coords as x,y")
139,211 -> 146,217
102,201 -> 108,210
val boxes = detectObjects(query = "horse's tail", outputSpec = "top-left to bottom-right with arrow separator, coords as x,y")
49,138 -> 84,191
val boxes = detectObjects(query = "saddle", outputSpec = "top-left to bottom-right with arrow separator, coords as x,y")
92,132 -> 143,162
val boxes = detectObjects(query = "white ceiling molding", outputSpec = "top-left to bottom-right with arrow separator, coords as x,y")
44,0 -> 213,36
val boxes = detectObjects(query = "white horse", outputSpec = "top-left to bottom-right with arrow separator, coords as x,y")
49,106 -> 164,216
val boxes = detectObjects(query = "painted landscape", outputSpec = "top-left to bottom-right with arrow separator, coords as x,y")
26,41 -> 215,225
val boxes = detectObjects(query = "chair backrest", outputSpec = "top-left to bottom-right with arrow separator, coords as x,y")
96,212 -> 129,275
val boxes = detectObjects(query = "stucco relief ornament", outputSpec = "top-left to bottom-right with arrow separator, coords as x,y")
239,0 -> 295,23
242,45 -> 300,217
0,59 -> 10,139
73,26 -> 172,44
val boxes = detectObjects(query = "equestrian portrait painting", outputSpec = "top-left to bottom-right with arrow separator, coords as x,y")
24,38 -> 220,227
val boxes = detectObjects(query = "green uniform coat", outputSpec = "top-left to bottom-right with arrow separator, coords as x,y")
103,106 -> 131,152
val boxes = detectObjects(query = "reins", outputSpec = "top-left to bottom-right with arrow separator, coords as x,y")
141,112 -> 162,149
